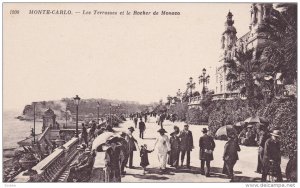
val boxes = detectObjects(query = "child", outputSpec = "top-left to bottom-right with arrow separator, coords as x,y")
140,144 -> 153,175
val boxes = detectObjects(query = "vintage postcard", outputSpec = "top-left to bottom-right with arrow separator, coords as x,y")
2,2 -> 298,185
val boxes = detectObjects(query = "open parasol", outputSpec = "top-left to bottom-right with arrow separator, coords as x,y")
244,116 -> 268,124
92,132 -> 114,150
215,125 -> 237,137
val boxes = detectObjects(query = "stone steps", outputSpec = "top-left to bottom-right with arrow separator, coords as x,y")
57,169 -> 70,182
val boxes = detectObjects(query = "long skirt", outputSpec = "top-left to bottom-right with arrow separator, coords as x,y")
168,149 -> 180,167
158,153 -> 168,169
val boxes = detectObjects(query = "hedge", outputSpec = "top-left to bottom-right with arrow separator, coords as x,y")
207,97 -> 297,157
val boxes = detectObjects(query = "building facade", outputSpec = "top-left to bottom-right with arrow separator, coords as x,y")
214,3 -> 273,100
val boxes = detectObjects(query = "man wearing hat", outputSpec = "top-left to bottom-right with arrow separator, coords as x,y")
179,124 -> 194,168
256,124 -> 269,173
138,118 -> 146,139
105,139 -> 124,182
261,130 -> 283,182
223,133 -> 240,181
119,132 -> 129,175
126,127 -> 138,168
153,128 -> 170,173
199,128 -> 215,177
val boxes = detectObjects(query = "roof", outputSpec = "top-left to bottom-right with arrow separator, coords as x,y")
44,108 -> 55,116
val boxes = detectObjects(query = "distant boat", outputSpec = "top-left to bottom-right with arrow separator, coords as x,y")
15,116 -> 42,122
15,116 -> 28,121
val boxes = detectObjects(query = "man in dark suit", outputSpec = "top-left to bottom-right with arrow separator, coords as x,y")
179,124 -> 194,168
256,124 -> 269,173
199,128 -> 215,177
261,130 -> 283,182
139,119 -> 146,139
105,141 -> 124,182
223,133 -> 240,181
119,132 -> 129,175
126,127 -> 138,168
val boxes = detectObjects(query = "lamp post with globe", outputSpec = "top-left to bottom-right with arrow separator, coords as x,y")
199,68 -> 210,95
73,95 -> 81,138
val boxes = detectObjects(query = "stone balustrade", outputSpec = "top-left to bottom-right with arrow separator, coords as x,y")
188,96 -> 203,107
14,137 -> 79,182
212,92 -> 246,101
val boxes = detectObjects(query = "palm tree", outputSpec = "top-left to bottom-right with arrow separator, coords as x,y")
166,95 -> 173,105
224,49 -> 262,107
261,4 -> 297,84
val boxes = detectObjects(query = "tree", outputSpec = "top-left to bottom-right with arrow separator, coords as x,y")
224,49 -> 262,107
166,95 -> 173,105
192,91 -> 200,97
261,4 -> 297,84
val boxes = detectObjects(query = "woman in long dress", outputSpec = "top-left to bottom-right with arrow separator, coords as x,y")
153,128 -> 171,173
168,126 -> 180,169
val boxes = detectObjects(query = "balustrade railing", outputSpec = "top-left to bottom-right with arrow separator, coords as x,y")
188,96 -> 203,105
212,92 -> 246,100
14,137 -> 79,182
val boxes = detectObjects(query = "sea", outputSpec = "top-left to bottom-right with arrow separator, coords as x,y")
3,110 -> 43,150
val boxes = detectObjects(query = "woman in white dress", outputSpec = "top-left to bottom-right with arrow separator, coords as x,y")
153,128 -> 171,173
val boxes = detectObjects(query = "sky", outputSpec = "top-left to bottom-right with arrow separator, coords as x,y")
3,3 -> 251,110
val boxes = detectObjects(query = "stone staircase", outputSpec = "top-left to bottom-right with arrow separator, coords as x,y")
57,168 -> 70,182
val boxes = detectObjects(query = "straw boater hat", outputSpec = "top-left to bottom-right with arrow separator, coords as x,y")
157,128 -> 167,133
270,130 -> 281,137
202,128 -> 208,133
247,124 -> 253,128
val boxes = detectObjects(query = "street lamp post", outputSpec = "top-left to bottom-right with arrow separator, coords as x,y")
33,102 -> 37,144
186,77 -> 195,100
73,95 -> 81,137
97,102 -> 100,124
109,104 -> 112,126
65,109 -> 68,128
199,68 -> 210,95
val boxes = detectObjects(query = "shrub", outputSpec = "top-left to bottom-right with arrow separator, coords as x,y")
169,102 -> 188,121
208,97 -> 297,157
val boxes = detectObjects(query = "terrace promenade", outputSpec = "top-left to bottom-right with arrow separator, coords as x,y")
14,117 -> 288,182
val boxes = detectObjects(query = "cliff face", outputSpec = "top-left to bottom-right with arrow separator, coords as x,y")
22,101 -> 66,120
21,98 -> 148,120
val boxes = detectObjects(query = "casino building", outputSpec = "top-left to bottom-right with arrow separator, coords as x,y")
213,3 -> 274,101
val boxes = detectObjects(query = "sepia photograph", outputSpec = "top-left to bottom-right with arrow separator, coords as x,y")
2,1 -> 298,185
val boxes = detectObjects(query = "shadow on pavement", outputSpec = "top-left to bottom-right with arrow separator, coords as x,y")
130,174 -> 169,180
209,167 -> 261,182
233,176 -> 261,182
147,168 -> 176,175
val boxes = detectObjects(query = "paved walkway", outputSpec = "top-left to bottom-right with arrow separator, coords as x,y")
113,117 -> 288,183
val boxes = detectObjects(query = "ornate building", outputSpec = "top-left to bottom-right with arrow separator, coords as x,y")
214,3 -> 273,100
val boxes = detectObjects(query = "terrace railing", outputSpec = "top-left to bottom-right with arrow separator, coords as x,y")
14,137 -> 79,182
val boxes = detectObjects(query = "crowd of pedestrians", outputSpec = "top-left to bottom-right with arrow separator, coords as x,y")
68,113 -> 285,183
